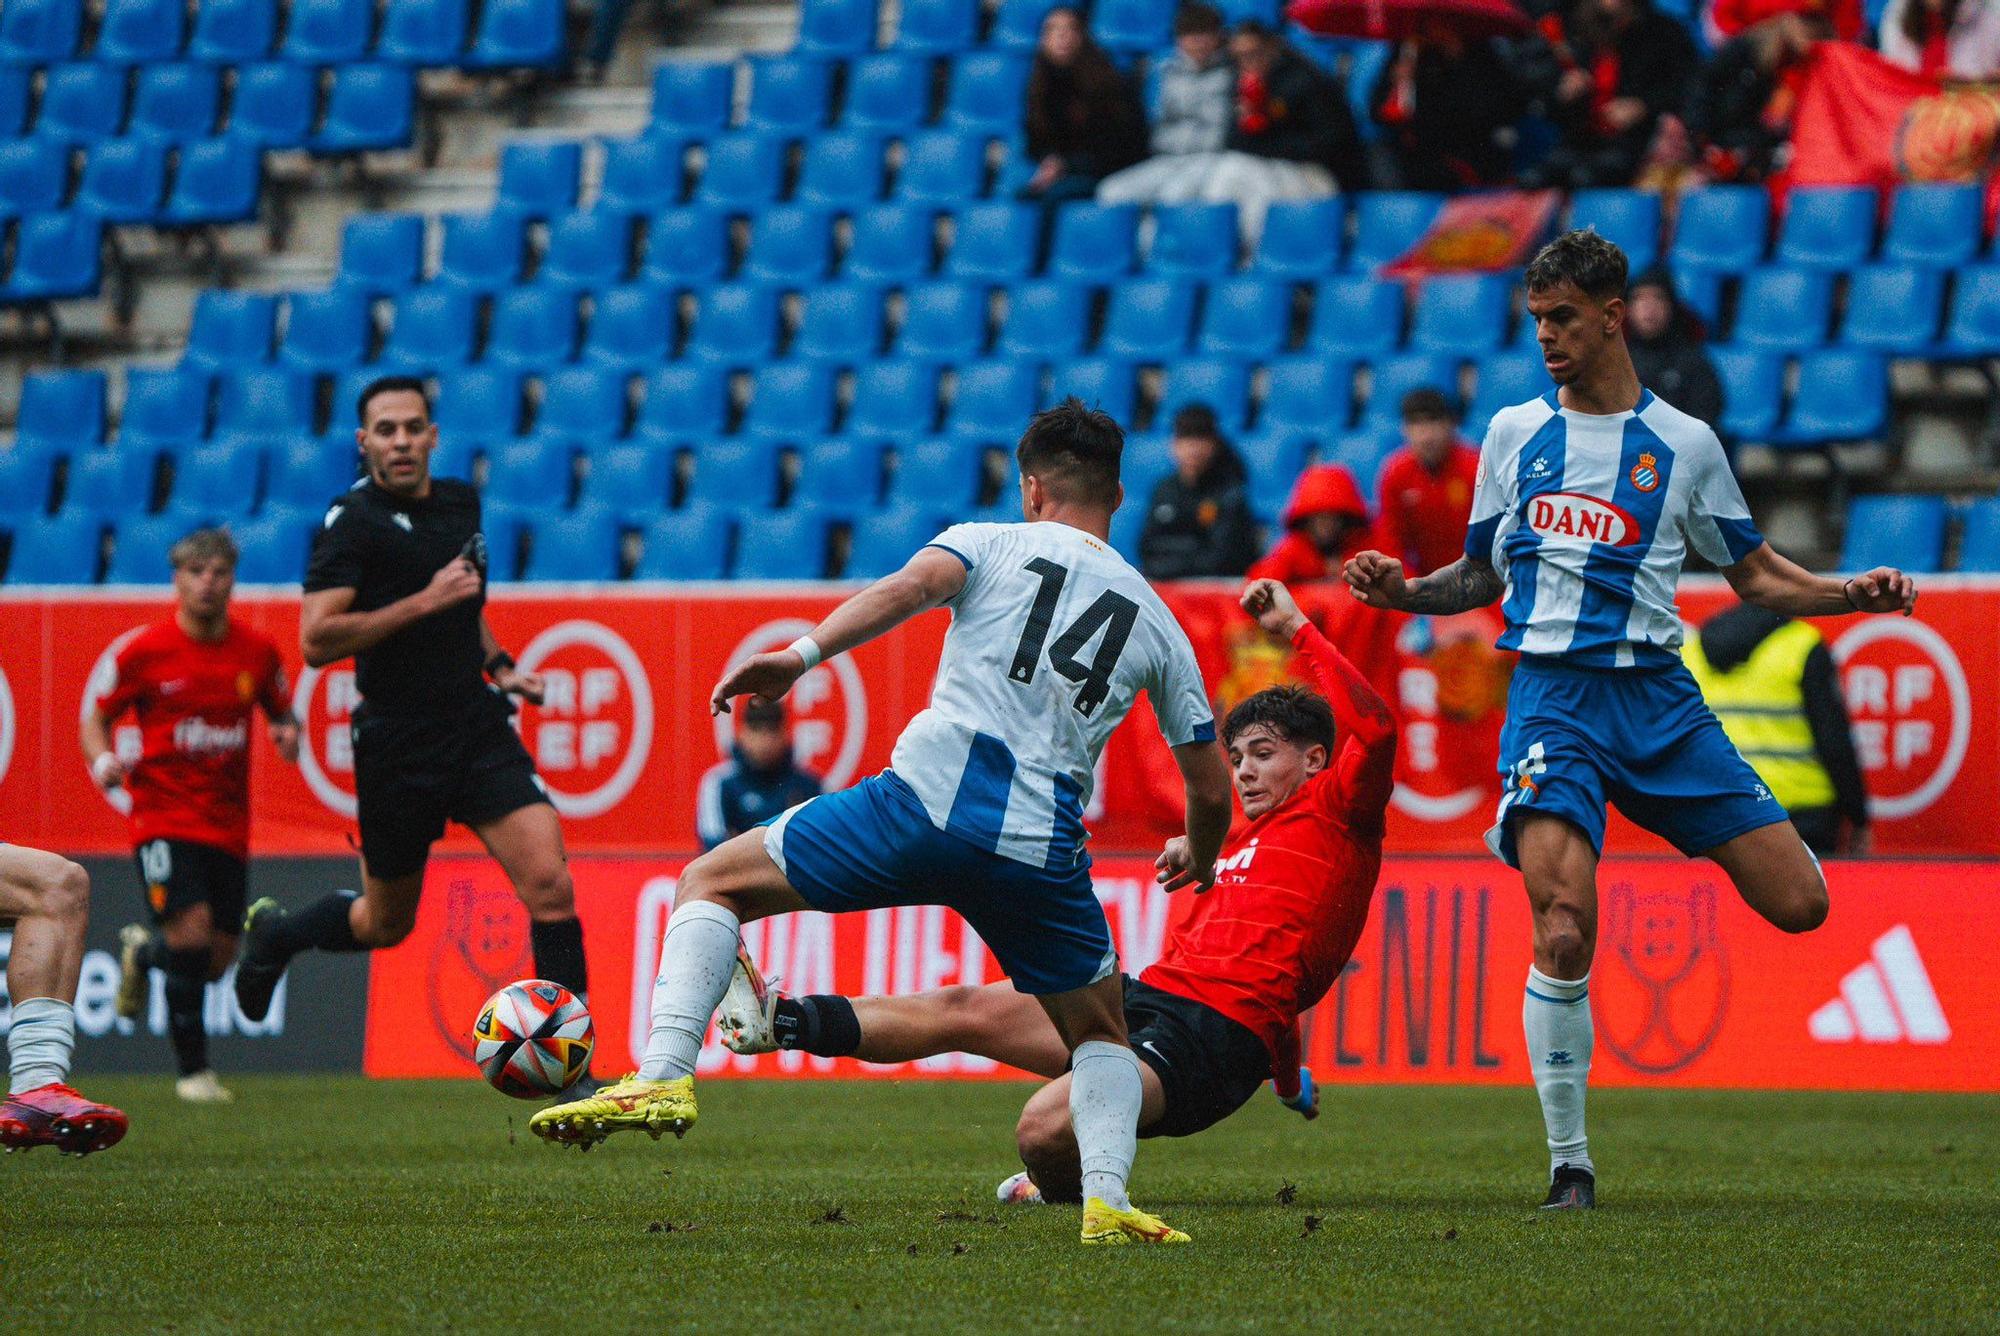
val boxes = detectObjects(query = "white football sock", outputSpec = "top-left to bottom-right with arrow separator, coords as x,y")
1523,966 -> 1594,1178
638,900 -> 740,1082
1070,1040 -> 1142,1212
8,996 -> 76,1095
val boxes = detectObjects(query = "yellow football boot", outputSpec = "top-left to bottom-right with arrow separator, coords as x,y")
527,1074 -> 697,1150
1080,1198 -> 1190,1245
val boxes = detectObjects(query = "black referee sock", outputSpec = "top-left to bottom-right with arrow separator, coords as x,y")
275,892 -> 366,956
772,995 -> 861,1058
529,917 -> 590,999
163,947 -> 211,1077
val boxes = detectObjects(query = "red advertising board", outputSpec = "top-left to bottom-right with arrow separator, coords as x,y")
364,855 -> 2000,1093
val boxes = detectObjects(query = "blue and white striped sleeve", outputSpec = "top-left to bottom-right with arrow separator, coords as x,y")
1685,436 -> 1765,567
1462,423 -> 1509,564
1153,626 -> 1217,747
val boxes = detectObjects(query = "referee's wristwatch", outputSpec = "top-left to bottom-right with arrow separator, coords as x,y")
484,650 -> 516,681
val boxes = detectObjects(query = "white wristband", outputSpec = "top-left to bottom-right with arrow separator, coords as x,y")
787,636 -> 823,670
91,752 -> 121,785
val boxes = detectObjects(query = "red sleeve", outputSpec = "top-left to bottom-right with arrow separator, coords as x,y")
1271,1022 -> 1303,1095
1706,0 -> 1747,38
257,639 -> 293,717
1292,621 -> 1398,824
1248,532 -> 1320,585
96,639 -> 147,719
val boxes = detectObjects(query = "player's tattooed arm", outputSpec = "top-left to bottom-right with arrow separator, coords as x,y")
1725,542 -> 1918,618
1344,551 -> 1503,615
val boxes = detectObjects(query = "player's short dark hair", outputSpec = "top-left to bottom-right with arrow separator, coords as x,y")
1221,684 -> 1335,755
356,375 -> 432,427
1400,387 -> 1456,424
1175,2 -> 1225,36
1016,397 -> 1124,508
1170,403 -> 1221,442
170,526 -> 239,571
1524,229 -> 1629,301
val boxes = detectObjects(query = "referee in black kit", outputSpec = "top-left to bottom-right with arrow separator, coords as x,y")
234,376 -> 591,1034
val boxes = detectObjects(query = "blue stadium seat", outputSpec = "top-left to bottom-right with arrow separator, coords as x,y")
1261,357 -> 1352,435
498,140 -> 583,219
1340,40 -> 1392,139
1570,189 -> 1660,270
435,212 -> 527,292
1307,275 -> 1402,358
695,132 -> 788,210
213,371 -> 311,445
63,447 -> 158,519
1120,434 -> 1173,499
795,130 -> 886,208
741,204 -> 835,284
169,440 -> 263,517
539,209 -> 634,292
1049,204 -> 1139,282
73,139 -> 168,223
1148,203 -> 1240,279
1779,349 -> 1886,444
1670,185 -> 1769,273
1776,186 -> 1877,272
1884,183 -> 1983,270
1159,358 -> 1251,431
650,61 -> 735,137
791,283 -> 885,363
943,52 -> 1029,137
1236,427 -> 1312,493
683,439 -> 783,508
0,1 -> 80,65
598,136 -> 686,215
19,370 -> 107,452
161,135 -> 260,225
1362,353 -> 1456,428
230,63 -> 315,148
1196,275 -> 1288,358
991,0 -> 1062,48
745,54 -> 832,134
520,505 -> 621,580
1731,267 -> 1833,351
8,512 -> 101,585
467,0 -> 566,68
1840,494 -> 1945,573
184,291 -> 277,371
1327,429 -> 1399,495
315,66 -> 416,154
130,64 -> 220,143
642,205 -> 730,286
844,201 -> 934,282
795,437 -> 884,508
118,369 -> 211,450
1466,351 -> 1549,437
893,0 -> 979,52
281,0 -> 372,63
381,287 -> 477,371
98,0 -> 188,63
2,213 -> 102,301
1348,192 -> 1443,271
849,360 -> 942,436
582,283 -> 676,368
635,364 -> 729,442
434,368 -> 524,440
267,439 -> 360,510
743,363 -> 837,439
845,502 -> 949,578
945,202 -> 1039,281
947,360 -> 1038,439
1253,198 -> 1344,278
796,0 -> 879,55
1410,274 -> 1508,358
486,288 -> 580,368
636,505 -> 733,580
997,278 -> 1089,359
0,141 -> 67,220
229,506 -> 317,583
535,366 -> 629,444
897,129 -> 987,205
34,65 -> 130,145
378,0 -> 469,63
897,280 -> 988,361
684,283 -> 781,365
0,69 -> 26,137
840,53 -> 932,132
1842,264 -> 1944,355
887,438 -> 981,509
1957,497 -> 2000,572
188,0 -> 275,62
0,449 -> 55,522
1047,358 -> 1135,425
735,508 -> 831,577
578,442 -> 673,522
483,438 -> 575,509
1100,278 -> 1196,360
1709,346 -> 1780,441
1940,264 -> 2000,356
279,288 -> 372,373
1092,0 -> 1173,52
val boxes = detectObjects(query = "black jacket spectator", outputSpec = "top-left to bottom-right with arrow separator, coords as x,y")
1527,0 -> 1697,188
1685,14 -> 1817,182
1139,407 -> 1262,579
1627,266 -> 1726,433
1021,7 -> 1148,205
1369,37 -> 1524,190
1226,33 -> 1367,189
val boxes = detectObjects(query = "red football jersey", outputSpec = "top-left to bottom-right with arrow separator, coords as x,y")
1140,622 -> 1397,1096
1376,441 -> 1480,578
96,618 -> 290,859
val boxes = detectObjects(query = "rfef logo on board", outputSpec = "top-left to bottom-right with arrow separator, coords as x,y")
514,620 -> 653,819
1831,618 -> 1969,820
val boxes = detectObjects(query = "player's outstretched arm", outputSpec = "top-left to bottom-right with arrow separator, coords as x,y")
1343,552 -> 1502,615
709,548 -> 968,714
78,703 -> 125,790
299,558 -> 482,667
1724,543 -> 1918,619
1157,743 -> 1233,894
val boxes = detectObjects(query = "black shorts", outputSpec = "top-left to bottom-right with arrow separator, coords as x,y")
132,838 -> 247,929
351,694 -> 548,880
1122,975 -> 1273,1140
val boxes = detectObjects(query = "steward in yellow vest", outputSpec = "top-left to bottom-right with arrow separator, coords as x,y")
1683,603 -> 1871,855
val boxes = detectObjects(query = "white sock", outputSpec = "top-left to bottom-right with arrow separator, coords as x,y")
638,900 -> 740,1081
1523,966 -> 1593,1178
8,997 -> 76,1095
1070,1040 -> 1142,1212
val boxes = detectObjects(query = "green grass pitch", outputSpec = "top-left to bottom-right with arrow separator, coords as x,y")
11,1077 -> 1997,1332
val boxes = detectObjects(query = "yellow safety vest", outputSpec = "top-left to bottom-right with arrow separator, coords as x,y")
1683,620 -> 1835,810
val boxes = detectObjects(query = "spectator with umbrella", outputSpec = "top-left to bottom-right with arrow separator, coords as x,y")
1368,22 -> 1527,189
1520,0 -> 1698,189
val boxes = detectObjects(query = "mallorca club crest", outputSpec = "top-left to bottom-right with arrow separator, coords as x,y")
1896,85 -> 2000,183
427,878 -> 533,1061
1596,879 -> 1731,1075
1629,451 -> 1661,494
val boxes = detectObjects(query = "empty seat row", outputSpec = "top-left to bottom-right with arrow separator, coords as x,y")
1,137 -> 265,228
649,50 -> 1030,139
1668,183 -> 1990,275
1840,495 -> 2000,574
0,212 -> 101,301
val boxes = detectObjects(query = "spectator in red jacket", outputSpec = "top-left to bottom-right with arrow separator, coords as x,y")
1375,389 -> 1481,578
1248,465 -> 1373,584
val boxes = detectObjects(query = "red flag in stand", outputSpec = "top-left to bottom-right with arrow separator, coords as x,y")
1785,41 -> 2000,189
1380,189 -> 1562,279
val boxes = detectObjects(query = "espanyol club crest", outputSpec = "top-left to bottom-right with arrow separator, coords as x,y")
1597,878 -> 1731,1075
1629,451 -> 1661,493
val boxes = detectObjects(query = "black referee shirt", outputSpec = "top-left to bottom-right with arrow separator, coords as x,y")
303,478 -> 488,718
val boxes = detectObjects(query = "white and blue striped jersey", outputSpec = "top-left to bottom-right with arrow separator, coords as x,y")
1464,389 -> 1764,668
889,521 -> 1216,870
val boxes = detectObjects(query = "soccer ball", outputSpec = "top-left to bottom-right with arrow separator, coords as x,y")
472,979 -> 594,1099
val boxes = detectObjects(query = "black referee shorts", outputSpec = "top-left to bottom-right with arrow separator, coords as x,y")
1121,975 -> 1274,1140
351,694 -> 549,881
132,838 -> 247,930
